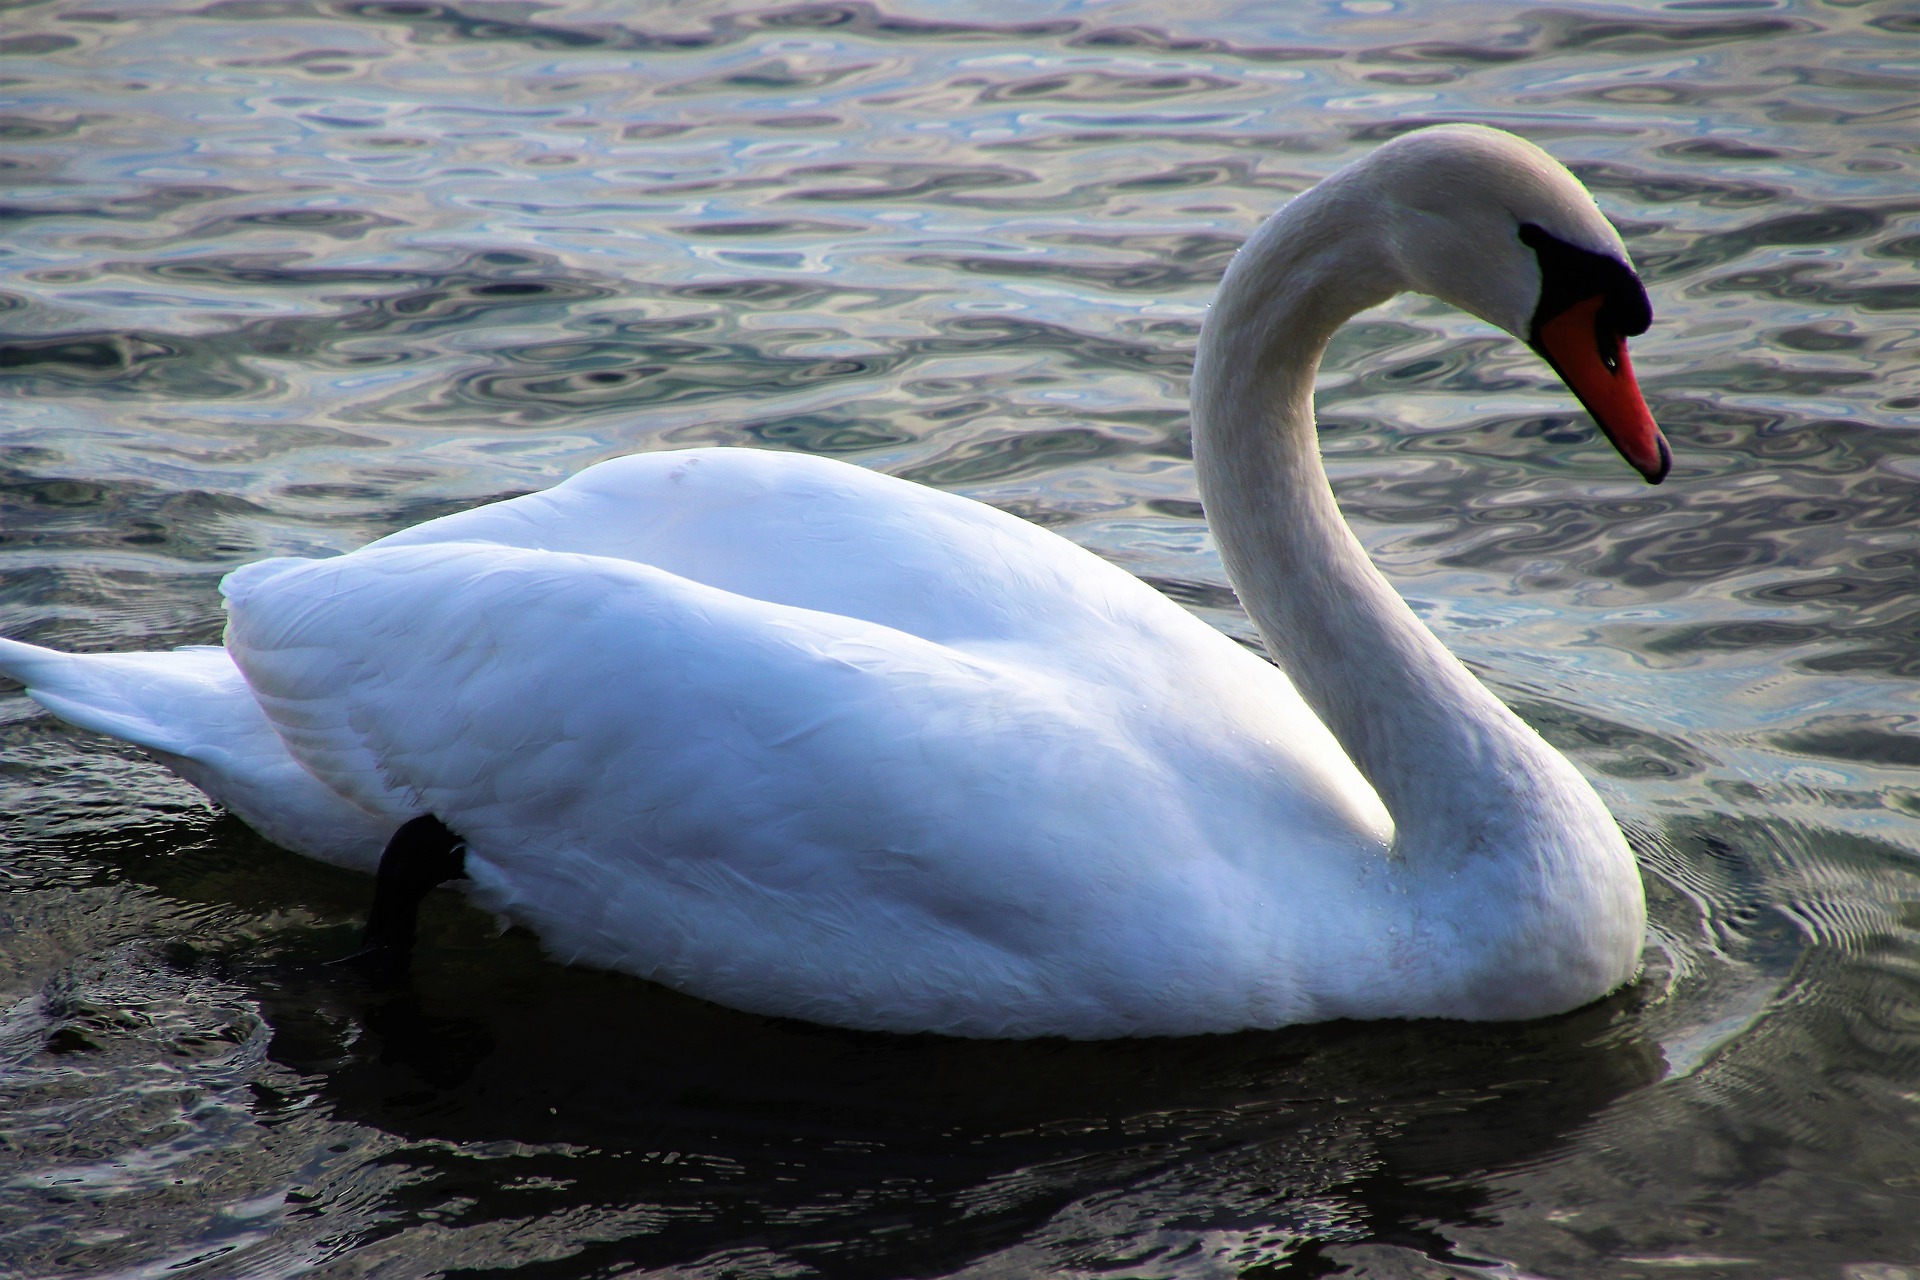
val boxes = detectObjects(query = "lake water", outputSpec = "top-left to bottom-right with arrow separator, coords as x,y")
2,1 -> 1918,1276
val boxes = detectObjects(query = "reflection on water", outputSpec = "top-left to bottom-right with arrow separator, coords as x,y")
2,1 -> 1918,1276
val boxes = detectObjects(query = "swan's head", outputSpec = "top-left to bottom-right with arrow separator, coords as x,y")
1366,125 -> 1669,483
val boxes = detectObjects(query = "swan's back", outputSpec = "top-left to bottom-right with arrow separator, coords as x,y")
373,449 -> 1162,668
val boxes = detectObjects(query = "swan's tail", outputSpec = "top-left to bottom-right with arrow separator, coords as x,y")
0,637 -> 243,756
0,637 -> 396,871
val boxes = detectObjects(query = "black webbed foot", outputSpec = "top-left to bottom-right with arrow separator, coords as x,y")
330,814 -> 467,976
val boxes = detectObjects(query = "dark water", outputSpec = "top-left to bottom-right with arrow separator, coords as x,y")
2,1 -> 1918,1276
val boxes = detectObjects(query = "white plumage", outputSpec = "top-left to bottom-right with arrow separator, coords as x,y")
0,125 -> 1658,1037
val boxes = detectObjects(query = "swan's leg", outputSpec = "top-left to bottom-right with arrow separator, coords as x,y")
332,814 -> 467,973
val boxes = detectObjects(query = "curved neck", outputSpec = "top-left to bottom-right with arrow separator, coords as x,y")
1192,179 -> 1576,864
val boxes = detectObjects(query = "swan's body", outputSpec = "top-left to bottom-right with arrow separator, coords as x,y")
0,126 -> 1664,1038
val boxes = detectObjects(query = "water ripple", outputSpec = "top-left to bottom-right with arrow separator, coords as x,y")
2,0 -> 1919,1275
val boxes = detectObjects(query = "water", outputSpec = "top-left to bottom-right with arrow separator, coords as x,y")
1,1 -> 1916,1275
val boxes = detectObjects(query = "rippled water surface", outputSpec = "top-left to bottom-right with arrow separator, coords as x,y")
3,1 -> 1919,1276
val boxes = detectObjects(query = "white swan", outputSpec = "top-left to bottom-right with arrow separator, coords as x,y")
0,125 -> 1668,1039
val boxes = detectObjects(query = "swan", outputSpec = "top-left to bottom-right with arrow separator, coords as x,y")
0,125 -> 1667,1039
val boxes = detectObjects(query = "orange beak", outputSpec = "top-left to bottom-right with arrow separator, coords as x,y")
1532,295 -> 1670,484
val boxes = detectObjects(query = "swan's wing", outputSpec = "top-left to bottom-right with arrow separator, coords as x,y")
220,540 -> 1372,1034
370,448 -> 1179,660
366,451 -> 1380,820
222,540 -> 1181,864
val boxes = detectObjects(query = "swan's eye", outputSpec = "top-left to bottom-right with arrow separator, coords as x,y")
1517,223 -> 1651,348
1597,324 -> 1621,374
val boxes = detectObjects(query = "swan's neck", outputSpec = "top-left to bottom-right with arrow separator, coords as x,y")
1193,176 -> 1630,909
